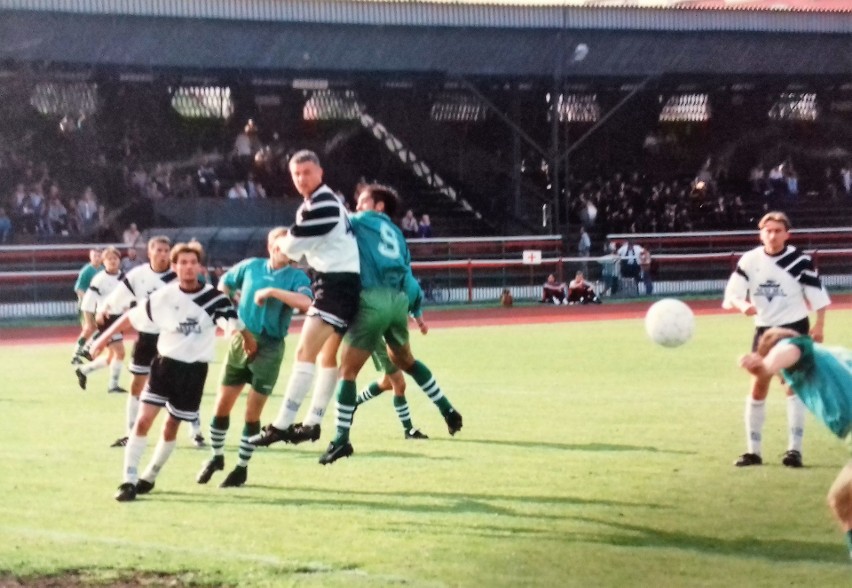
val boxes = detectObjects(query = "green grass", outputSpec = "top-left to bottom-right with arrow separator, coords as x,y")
2,311 -> 852,586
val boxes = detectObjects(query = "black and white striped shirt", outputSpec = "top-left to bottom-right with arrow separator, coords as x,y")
277,185 -> 359,274
723,244 -> 831,327
130,282 -> 242,363
102,263 -> 177,333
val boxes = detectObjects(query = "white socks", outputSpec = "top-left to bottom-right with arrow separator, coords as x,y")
108,360 -> 123,388
302,367 -> 339,427
787,394 -> 805,452
126,395 -> 140,435
272,361 -> 315,429
140,439 -> 176,483
80,356 -> 108,374
745,397 -> 766,455
123,435 -> 148,484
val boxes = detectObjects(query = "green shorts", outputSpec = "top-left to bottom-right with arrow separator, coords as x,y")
371,341 -> 400,375
345,288 -> 409,352
219,332 -> 285,396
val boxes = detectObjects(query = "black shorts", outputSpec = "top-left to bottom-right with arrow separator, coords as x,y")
752,317 -> 810,352
130,332 -> 159,375
141,356 -> 208,422
307,272 -> 361,334
101,314 -> 124,344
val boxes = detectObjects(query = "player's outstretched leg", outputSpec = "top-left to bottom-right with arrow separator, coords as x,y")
406,360 -> 462,435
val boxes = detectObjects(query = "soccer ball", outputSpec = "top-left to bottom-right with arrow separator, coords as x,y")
644,298 -> 695,348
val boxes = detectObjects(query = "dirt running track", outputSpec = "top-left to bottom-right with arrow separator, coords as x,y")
3,295 -> 850,346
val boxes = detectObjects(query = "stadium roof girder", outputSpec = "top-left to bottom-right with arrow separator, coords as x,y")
0,11 -> 850,79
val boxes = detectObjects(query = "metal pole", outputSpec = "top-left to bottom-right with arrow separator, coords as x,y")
550,82 -> 560,235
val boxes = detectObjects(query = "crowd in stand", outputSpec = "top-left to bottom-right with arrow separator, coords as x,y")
569,171 -> 749,235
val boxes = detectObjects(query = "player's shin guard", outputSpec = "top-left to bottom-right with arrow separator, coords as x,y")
140,439 -> 176,482
238,421 -> 261,467
302,366 -> 338,427
745,397 -> 766,455
393,395 -> 413,432
332,380 -> 357,444
786,394 -> 805,452
123,435 -> 148,484
356,382 -> 384,405
409,360 -> 453,415
272,361 -> 315,429
210,415 -> 229,457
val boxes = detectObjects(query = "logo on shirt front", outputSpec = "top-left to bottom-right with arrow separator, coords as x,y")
177,318 -> 202,335
754,280 -> 785,302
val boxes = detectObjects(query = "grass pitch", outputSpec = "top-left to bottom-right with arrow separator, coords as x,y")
1,309 -> 851,587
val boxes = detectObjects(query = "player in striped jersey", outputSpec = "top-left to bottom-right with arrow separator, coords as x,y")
99,236 -> 178,447
249,150 -> 361,447
92,241 -> 255,502
74,246 -> 127,393
723,211 -> 831,468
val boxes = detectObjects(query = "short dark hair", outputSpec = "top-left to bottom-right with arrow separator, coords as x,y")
289,150 -> 321,167
361,183 -> 401,218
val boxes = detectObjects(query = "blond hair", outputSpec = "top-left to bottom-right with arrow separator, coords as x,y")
170,241 -> 204,264
147,235 -> 171,250
756,327 -> 801,357
101,246 -> 121,261
268,227 -> 288,242
758,211 -> 791,230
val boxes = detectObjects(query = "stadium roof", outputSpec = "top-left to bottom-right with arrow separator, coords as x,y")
0,0 -> 849,32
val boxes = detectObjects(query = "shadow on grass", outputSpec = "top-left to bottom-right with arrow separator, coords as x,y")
437,437 -> 694,455
150,487 -> 663,515
575,516 -> 846,564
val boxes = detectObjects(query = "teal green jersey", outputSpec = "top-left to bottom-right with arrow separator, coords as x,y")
781,336 -> 852,439
222,258 -> 312,340
350,211 -> 411,291
74,263 -> 101,294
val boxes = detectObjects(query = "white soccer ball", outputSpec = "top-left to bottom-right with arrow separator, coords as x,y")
644,298 -> 695,348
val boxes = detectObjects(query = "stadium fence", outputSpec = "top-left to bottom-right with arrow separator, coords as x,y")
2,249 -> 851,319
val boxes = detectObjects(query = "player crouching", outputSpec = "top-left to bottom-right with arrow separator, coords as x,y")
91,241 -> 256,502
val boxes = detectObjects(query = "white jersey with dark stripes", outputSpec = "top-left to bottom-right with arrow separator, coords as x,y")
80,269 -> 124,315
724,244 -> 831,327
129,282 -> 242,364
276,185 -> 360,274
102,263 -> 177,333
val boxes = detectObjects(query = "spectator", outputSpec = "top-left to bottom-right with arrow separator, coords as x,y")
401,209 -> 419,238
66,199 -> 82,236
599,241 -> 621,297
500,288 -> 514,308
46,194 -> 68,235
0,207 -> 11,243
120,247 -> 142,273
227,181 -> 248,199
417,214 -> 433,238
841,164 -> 852,198
122,223 -> 141,247
540,274 -> 567,305
566,271 -> 601,305
577,226 -> 591,272
246,173 -> 267,199
639,246 -> 653,295
78,187 -> 99,236
617,239 -> 642,281
196,157 -> 219,197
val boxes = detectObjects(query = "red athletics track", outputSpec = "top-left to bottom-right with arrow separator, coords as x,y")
2,295 -> 851,346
